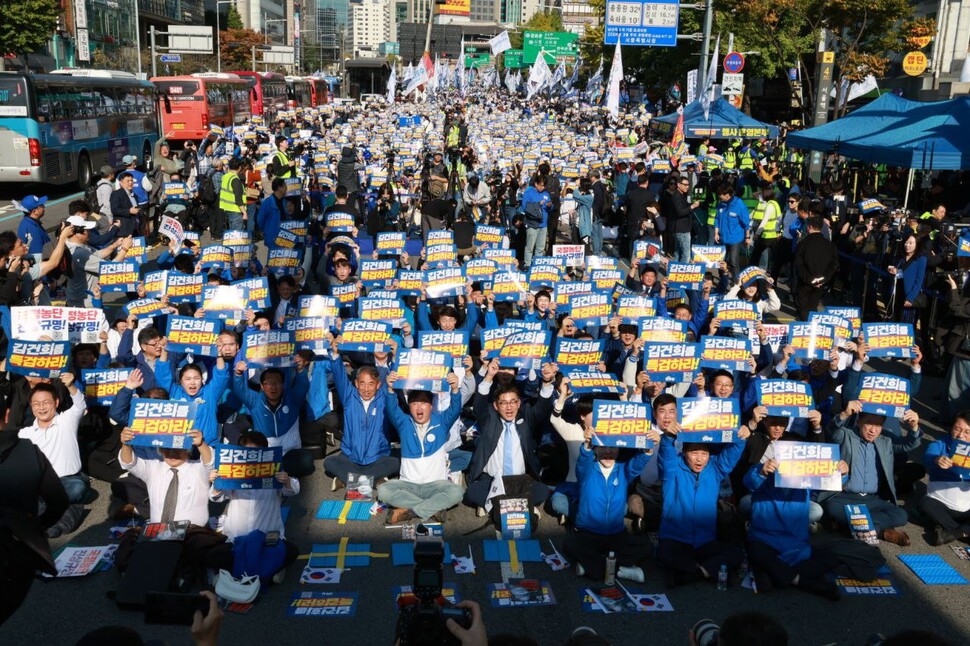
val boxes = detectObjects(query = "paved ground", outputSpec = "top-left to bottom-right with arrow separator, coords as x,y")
0,186 -> 968,644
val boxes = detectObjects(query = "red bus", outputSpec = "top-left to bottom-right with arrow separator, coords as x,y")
231,71 -> 287,120
152,73 -> 252,145
285,77 -> 312,109
305,77 -> 331,107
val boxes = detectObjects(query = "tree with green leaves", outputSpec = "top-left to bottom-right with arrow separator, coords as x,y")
0,0 -> 60,71
510,10 -> 564,50
226,5 -> 245,30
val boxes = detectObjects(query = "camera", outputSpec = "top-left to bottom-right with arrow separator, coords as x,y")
396,528 -> 471,646
690,619 -> 720,646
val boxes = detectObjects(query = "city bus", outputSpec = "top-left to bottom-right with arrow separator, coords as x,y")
285,77 -> 312,109
305,77 -> 331,107
231,71 -> 287,120
0,69 -> 159,188
152,73 -> 252,146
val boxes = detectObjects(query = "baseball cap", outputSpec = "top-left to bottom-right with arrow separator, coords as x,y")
65,215 -> 96,230
20,195 -> 48,211
122,154 -> 137,165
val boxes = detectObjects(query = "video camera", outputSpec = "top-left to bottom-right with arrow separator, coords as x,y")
396,528 -> 471,646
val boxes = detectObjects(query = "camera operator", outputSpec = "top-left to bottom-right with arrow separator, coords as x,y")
937,262 -> 970,420
428,152 -> 449,186
462,173 -> 491,223
367,183 -> 401,247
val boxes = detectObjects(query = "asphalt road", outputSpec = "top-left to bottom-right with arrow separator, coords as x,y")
0,188 -> 967,645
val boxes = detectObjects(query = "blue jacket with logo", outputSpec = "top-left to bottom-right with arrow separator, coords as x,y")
330,355 -> 391,465
658,435 -> 745,547
714,196 -> 751,245
744,462 -> 813,565
155,360 -> 230,445
575,445 -> 651,535
231,369 -> 310,453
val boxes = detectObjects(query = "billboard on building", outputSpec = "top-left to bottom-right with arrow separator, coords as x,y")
440,0 -> 471,17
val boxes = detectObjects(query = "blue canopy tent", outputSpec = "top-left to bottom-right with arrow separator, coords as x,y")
785,93 -> 970,170
652,98 -> 779,139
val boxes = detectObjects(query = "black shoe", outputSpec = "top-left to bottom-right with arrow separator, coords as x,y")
631,517 -> 646,534
929,526 -> 957,546
797,576 -> 841,601
664,568 -> 705,589
753,570 -> 773,594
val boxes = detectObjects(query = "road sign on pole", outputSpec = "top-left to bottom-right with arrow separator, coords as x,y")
723,51 -> 745,74
159,54 -> 182,63
721,72 -> 743,96
167,26 -> 214,55
604,0 -> 680,47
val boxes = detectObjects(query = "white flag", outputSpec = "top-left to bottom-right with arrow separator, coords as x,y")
386,67 -> 397,104
404,64 -> 428,95
489,30 -> 512,56
701,35 -> 720,120
687,69 -> 697,104
606,40 -> 623,118
402,62 -> 414,83
527,52 -> 552,100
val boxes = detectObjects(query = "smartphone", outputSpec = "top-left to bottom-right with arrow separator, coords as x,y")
264,531 -> 280,546
144,592 -> 209,626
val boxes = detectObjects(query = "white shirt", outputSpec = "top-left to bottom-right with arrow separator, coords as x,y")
485,418 -> 526,479
550,400 -> 585,483
119,453 -> 214,526
215,480 -> 300,540
19,389 -> 86,477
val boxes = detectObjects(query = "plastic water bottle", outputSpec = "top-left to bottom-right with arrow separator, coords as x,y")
717,564 -> 728,591
738,556 -> 750,584
604,551 -> 617,585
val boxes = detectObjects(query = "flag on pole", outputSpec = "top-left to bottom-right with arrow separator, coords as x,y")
564,58 -> 581,91
459,38 -> 468,95
606,40 -> 623,119
701,35 -> 720,120
402,62 -> 414,83
550,60 -> 566,92
669,106 -> 687,165
404,55 -> 432,95
585,59 -> 603,103
386,66 -> 397,104
527,51 -> 552,100
489,30 -> 512,56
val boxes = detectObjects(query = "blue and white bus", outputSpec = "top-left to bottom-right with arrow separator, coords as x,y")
0,69 -> 160,189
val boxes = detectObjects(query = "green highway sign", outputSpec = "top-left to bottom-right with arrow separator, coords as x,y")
523,31 -> 578,64
503,49 -> 523,68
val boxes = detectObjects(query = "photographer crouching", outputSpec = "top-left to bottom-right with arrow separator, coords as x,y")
936,259 -> 970,422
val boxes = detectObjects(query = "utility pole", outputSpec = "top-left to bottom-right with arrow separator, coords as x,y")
808,28 -> 834,184
697,0 -> 714,89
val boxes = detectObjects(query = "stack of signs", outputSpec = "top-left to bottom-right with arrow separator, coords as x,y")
591,401 -> 654,449
699,336 -> 752,372
393,349 -> 452,393
127,398 -> 195,448
772,442 -> 842,491
677,398 -> 740,443
862,322 -> 914,358
214,445 -> 282,490
844,504 -> 879,545
757,380 -> 814,418
857,373 -> 910,418
788,321 -> 835,360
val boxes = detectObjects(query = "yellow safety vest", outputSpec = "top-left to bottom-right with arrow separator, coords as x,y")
219,172 -> 243,213
274,151 -> 295,179
757,200 -> 782,239
740,184 -> 759,212
723,149 -> 737,169
738,149 -> 756,170
447,126 -> 460,148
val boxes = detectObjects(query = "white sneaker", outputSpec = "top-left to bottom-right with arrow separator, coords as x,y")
618,565 -> 645,583
272,568 -> 286,584
576,563 -> 586,577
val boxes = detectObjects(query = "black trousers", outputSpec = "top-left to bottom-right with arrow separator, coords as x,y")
463,474 -> 549,509
795,284 -> 824,321
563,529 -> 654,581
0,529 -> 37,627
747,540 -> 838,588
656,538 -> 743,576
918,495 -> 970,531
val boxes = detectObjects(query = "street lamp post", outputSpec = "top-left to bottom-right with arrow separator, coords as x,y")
216,0 -> 237,73
134,0 -> 142,77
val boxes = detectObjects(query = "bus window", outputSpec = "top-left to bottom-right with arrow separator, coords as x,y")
0,78 -> 29,117
154,80 -> 200,99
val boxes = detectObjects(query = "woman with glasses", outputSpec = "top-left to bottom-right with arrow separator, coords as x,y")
918,412 -> 970,545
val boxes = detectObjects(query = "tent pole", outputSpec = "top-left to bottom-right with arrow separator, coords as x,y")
903,168 -> 915,210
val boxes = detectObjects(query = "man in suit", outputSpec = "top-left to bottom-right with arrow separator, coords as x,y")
109,172 -> 142,237
464,359 -> 558,511
624,174 -> 656,257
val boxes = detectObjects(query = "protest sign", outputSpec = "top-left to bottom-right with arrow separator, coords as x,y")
824,306 -> 861,334
424,266 -> 465,299
198,244 -> 233,270
98,261 -> 140,293
234,276 -> 270,310
143,270 -> 167,298
568,291 -> 611,327
165,316 -> 220,357
552,244 -> 585,267
390,270 -> 421,297
298,295 -> 339,321
393,349 -> 453,393
483,248 -> 517,267
165,272 -> 204,304
713,299 -> 760,328
498,330 -> 550,370
425,244 -> 457,267
272,229 -> 299,251
159,216 -> 185,247
483,326 -> 515,359
633,240 -> 661,264
699,336 -> 752,372
757,379 -> 814,418
564,371 -> 624,395
10,307 -> 106,344
844,504 -> 879,544
692,245 -> 725,269
528,264 -> 561,290
286,591 -> 358,617
127,398 -> 194,448
427,230 -> 454,245
360,297 -> 406,327
330,283 -> 358,307
325,211 -> 355,232
950,441 -> 970,478
554,280 -> 593,306
243,330 -> 296,368
499,499 -> 532,540
376,232 -> 406,255
750,323 -> 788,357
643,342 -> 700,382
202,285 -> 249,323
162,181 -> 190,201
122,298 -> 168,320
338,320 -> 392,353
857,373 -> 910,418
488,581 -> 556,608
284,317 -> 331,355
788,322 -> 835,360
586,256 -> 618,271
51,546 -> 110,578
677,398 -> 741,443
555,338 -> 605,370
666,262 -> 705,290
267,249 -> 301,275
359,259 -> 397,288
638,318 -> 688,343
7,340 -> 70,378
590,269 -> 623,291
808,312 -> 853,347
214,445 -> 283,490
82,368 -> 132,406
773,441 -> 842,491
418,331 -> 469,359
492,271 -> 529,302
616,295 -> 657,324
475,225 -> 506,248
462,259 -> 497,283
862,322 -> 914,358
591,401 -> 654,449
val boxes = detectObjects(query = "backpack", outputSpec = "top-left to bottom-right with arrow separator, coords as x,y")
84,182 -> 101,212
198,171 -> 218,206
600,184 -> 616,219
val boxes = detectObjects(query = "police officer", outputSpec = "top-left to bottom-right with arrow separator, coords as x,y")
270,136 -> 297,180
750,182 -> 783,269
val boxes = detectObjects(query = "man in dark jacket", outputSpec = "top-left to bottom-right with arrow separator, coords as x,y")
668,175 -> 700,263
336,146 -> 360,197
109,173 -> 142,237
538,162 -> 562,254
793,215 -> 839,320
624,174 -> 656,257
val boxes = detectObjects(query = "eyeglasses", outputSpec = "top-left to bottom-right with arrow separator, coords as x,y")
496,399 -> 520,407
788,199 -> 798,203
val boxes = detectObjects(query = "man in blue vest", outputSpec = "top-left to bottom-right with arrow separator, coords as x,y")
117,155 -> 150,205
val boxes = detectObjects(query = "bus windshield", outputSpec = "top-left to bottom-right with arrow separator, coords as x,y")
154,80 -> 201,97
0,78 -> 30,117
